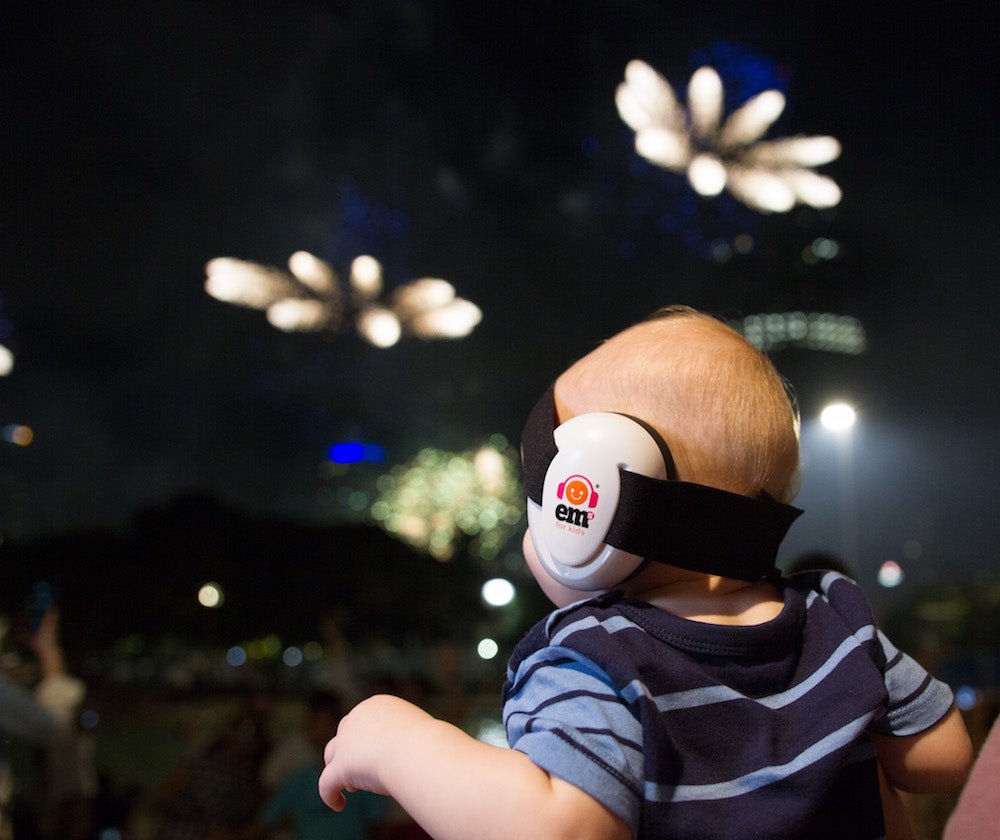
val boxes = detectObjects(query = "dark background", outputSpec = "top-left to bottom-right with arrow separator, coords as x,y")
1,1 -> 997,652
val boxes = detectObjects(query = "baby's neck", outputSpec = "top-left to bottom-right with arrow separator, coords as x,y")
630,574 -> 783,626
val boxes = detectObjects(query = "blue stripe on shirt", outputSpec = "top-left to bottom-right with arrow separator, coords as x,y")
645,712 -> 875,803
620,624 -> 878,712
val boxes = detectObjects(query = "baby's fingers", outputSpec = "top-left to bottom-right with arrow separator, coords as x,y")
318,753 -> 347,812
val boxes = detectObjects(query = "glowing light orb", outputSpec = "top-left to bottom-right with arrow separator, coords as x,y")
617,59 -> 842,214
3,424 -> 34,446
820,402 -> 856,431
226,646 -> 247,667
282,646 -> 303,667
0,344 -> 13,376
955,685 -> 982,711
482,578 -> 516,607
198,582 -> 224,608
877,561 -> 904,588
477,638 -> 500,660
329,441 -> 386,464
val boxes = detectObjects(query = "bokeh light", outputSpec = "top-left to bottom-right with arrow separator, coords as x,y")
3,424 -> 34,446
955,685 -> 982,711
732,312 -> 866,355
282,646 -> 303,667
617,59 -> 841,213
197,582 -> 224,608
370,437 -> 523,562
877,560 -> 904,588
226,646 -> 247,667
481,577 -> 516,607
328,441 -> 387,464
0,344 -> 13,376
477,638 -> 500,660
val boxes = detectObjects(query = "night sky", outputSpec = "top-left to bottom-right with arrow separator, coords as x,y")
2,1 -> 998,609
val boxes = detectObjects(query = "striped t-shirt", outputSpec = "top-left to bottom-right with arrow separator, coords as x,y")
502,572 -> 953,839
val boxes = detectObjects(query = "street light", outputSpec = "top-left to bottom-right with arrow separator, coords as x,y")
820,401 -> 858,568
820,402 -> 856,431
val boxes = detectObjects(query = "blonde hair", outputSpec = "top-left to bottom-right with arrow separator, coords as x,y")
555,306 -> 801,503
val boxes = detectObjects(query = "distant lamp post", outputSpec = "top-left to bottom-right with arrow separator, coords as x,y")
820,401 -> 859,567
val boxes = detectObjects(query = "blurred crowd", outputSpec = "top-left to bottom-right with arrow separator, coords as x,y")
0,602 -> 440,840
2,585 -> 997,840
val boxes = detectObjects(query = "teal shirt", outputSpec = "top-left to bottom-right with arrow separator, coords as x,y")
264,762 -> 387,840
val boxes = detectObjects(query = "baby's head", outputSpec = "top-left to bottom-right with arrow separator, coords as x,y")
555,306 -> 800,502
523,306 -> 801,605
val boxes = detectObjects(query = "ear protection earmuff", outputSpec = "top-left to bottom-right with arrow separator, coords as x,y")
527,411 -> 671,590
521,384 -> 803,590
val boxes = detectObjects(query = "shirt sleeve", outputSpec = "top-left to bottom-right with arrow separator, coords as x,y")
817,572 -> 955,739
503,642 -> 644,833
869,629 -> 954,736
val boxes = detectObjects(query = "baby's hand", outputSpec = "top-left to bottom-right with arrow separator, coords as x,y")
318,694 -> 430,812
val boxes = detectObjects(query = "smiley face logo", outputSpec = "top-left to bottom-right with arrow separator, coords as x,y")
556,474 -> 599,508
564,479 -> 589,506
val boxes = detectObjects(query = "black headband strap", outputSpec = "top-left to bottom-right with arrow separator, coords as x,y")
520,384 -> 802,581
608,472 -> 801,580
521,383 -> 558,505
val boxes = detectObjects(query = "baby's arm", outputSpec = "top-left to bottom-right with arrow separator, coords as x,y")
877,763 -> 915,840
870,706 -> 973,794
318,694 -> 631,840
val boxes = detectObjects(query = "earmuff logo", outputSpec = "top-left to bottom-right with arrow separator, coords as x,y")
554,474 -> 598,530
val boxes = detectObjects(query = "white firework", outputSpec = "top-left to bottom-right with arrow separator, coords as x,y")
205,252 -> 482,347
616,60 -> 842,213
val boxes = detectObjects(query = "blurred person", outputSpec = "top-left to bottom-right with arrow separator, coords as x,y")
1,599 -> 93,840
943,713 -> 1000,839
253,690 -> 386,840
155,697 -> 271,840
316,307 -> 973,839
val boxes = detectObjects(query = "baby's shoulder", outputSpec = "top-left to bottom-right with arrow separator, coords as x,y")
783,569 -> 878,631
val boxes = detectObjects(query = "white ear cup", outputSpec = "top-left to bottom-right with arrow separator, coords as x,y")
527,412 -> 668,590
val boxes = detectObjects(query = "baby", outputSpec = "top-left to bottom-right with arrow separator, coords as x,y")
319,306 -> 972,839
